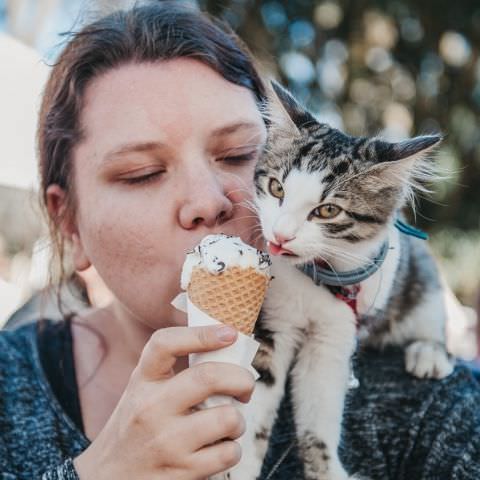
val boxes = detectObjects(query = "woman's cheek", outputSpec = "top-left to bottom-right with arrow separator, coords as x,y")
82,211 -> 181,322
80,198 -> 166,279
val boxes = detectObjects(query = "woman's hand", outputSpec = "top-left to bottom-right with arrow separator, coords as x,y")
74,325 -> 255,480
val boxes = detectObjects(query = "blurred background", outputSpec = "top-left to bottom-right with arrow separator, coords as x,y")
0,0 -> 478,358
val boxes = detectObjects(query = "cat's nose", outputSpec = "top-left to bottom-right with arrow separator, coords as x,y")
273,232 -> 296,245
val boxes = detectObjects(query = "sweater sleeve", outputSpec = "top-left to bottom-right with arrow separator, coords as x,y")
40,458 -> 80,480
1,458 -> 79,480
403,368 -> 480,479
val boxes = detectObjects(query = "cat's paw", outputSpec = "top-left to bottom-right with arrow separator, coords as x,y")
405,340 -> 454,379
303,457 -> 350,480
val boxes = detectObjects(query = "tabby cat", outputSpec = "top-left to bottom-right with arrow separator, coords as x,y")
225,83 -> 453,480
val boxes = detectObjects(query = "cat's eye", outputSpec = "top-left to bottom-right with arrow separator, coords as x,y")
311,204 -> 342,219
268,178 -> 284,200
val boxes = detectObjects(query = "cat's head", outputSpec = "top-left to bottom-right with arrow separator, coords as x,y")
254,82 -> 441,266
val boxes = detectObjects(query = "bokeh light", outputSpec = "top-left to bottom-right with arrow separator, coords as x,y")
400,17 -> 424,43
364,10 -> 398,49
439,31 -> 472,68
382,102 -> 413,140
365,47 -> 393,72
289,19 -> 315,48
280,51 -> 315,85
260,1 -> 287,31
314,1 -> 343,30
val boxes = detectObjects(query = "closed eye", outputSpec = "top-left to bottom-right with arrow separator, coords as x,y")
220,151 -> 258,165
121,171 -> 164,185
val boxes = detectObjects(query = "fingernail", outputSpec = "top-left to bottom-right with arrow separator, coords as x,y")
216,325 -> 237,342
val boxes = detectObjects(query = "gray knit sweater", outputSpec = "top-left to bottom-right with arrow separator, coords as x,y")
1,320 -> 480,479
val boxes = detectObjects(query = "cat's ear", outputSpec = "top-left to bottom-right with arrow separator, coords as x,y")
269,80 -> 317,130
372,135 -> 442,165
366,134 -> 442,184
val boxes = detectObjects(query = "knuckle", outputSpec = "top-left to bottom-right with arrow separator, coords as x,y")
126,385 -> 162,429
244,371 -> 256,393
234,368 -> 255,400
129,398 -> 154,427
151,328 -> 172,352
197,326 -> 212,348
221,406 -> 244,435
219,441 -> 241,468
130,405 -> 148,429
153,429 -> 170,452
194,362 -> 218,388
152,434 -> 181,468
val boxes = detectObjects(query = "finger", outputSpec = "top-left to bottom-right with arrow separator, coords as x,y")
180,405 -> 246,452
138,325 -> 238,380
188,440 -> 241,478
169,361 -> 256,412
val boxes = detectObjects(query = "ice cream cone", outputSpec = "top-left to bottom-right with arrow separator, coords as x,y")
187,266 -> 269,335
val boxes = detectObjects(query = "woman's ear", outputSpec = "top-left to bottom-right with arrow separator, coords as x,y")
45,184 -> 92,272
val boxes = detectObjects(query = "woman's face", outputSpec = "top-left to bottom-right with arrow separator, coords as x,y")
63,59 -> 266,328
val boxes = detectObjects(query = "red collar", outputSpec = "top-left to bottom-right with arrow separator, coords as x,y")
326,284 -> 361,325
313,259 -> 362,324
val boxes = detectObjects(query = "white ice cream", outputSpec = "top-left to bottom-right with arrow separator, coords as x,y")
181,234 -> 271,289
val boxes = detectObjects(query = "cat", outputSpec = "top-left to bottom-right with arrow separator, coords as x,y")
224,82 -> 454,480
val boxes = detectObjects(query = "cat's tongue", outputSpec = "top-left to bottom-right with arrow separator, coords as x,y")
267,242 -> 295,256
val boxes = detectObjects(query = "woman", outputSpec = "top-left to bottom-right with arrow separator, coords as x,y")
1,2 -> 479,479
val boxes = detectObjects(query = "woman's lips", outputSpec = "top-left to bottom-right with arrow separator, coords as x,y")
267,241 -> 297,256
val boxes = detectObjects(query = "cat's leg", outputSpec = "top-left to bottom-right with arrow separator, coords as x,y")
370,237 -> 455,380
227,327 -> 298,480
405,339 -> 453,379
292,306 -> 357,480
400,290 -> 454,379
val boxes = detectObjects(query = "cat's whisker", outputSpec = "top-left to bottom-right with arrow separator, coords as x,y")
321,244 -> 374,266
218,214 -> 261,230
239,197 -> 259,208
238,200 -> 260,215
226,187 -> 253,196
251,230 -> 267,247
302,238 -> 373,266
229,199 -> 259,217
308,257 -> 344,285
316,244 -> 375,274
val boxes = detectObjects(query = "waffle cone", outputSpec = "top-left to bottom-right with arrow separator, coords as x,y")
187,266 -> 269,335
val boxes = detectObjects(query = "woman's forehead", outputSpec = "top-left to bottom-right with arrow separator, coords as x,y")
79,59 -> 265,148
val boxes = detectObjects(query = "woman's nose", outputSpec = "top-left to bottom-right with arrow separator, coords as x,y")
178,170 -> 234,229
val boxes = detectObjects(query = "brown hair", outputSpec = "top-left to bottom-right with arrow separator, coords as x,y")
38,1 -> 267,313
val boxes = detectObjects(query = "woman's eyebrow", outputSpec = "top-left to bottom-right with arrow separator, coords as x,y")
210,121 -> 263,137
103,141 -> 166,163
103,122 -> 263,163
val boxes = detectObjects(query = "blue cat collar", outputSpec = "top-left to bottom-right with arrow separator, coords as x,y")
296,240 -> 389,287
394,218 -> 428,240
